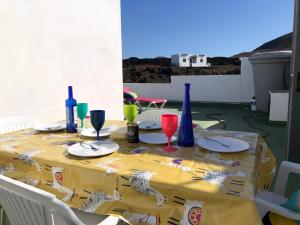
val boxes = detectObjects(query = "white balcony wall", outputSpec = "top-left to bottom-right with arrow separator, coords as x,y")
0,0 -> 123,122
125,57 -> 254,103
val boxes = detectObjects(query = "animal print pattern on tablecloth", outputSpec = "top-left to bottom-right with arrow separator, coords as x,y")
193,169 -> 246,186
0,163 -> 14,175
45,165 -> 74,202
17,149 -> 41,171
204,153 -> 240,167
129,170 -> 165,206
203,170 -> 246,185
80,189 -> 121,213
19,178 -> 40,187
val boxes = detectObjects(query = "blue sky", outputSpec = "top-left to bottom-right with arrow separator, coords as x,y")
121,0 -> 294,59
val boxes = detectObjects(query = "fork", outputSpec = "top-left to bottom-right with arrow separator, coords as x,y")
80,142 -> 98,151
203,137 -> 230,148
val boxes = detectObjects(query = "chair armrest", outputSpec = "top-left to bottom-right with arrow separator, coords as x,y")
274,161 -> 300,195
255,196 -> 300,220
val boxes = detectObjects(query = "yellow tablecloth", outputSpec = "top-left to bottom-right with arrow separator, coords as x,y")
0,121 -> 275,225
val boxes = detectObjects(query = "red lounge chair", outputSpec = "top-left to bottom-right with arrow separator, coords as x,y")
123,87 -> 167,109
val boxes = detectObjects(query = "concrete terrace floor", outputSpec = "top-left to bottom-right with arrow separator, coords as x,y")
161,101 -> 299,196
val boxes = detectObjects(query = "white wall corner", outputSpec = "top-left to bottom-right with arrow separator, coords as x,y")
0,0 -> 124,122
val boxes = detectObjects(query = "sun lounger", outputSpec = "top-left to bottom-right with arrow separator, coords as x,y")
123,87 -> 167,110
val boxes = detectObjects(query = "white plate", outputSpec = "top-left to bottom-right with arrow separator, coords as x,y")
138,121 -> 161,130
80,128 -> 111,138
33,123 -> 65,132
68,140 -> 119,157
139,133 -> 176,144
197,136 -> 250,153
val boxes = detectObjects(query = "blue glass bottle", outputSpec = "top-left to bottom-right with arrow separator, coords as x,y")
178,83 -> 194,147
65,86 -> 77,133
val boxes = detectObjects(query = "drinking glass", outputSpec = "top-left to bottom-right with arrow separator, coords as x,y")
124,104 -> 138,122
161,114 -> 178,152
90,110 -> 105,141
77,103 -> 88,128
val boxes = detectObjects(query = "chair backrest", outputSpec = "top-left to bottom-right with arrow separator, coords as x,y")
274,161 -> 300,196
0,175 -> 84,225
137,109 -> 181,126
0,116 -> 39,134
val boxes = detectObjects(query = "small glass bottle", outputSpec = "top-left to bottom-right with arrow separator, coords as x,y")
127,122 -> 139,143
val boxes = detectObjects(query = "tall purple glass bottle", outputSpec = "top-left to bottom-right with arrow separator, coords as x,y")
178,83 -> 194,147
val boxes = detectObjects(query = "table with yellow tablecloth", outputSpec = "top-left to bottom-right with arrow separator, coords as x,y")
0,121 -> 275,225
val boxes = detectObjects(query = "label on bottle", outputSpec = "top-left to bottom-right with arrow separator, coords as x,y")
66,106 -> 76,133
66,107 -> 71,124
127,122 -> 139,143
74,106 -> 78,127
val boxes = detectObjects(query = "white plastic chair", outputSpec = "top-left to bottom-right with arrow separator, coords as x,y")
137,109 -> 182,126
0,116 -> 39,224
0,175 -> 121,225
0,116 -> 39,134
255,161 -> 300,220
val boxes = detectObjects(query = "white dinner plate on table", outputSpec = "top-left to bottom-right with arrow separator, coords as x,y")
138,121 -> 161,130
139,133 -> 176,144
68,140 -> 119,157
197,136 -> 250,153
33,123 -> 65,132
80,128 -> 111,138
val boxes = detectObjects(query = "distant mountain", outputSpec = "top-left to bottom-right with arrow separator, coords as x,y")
231,32 -> 293,58
254,32 -> 292,52
123,57 -> 170,67
231,52 -> 252,58
123,57 -> 240,83
123,33 -> 293,83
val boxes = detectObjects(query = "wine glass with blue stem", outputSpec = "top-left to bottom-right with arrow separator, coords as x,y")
90,110 -> 105,142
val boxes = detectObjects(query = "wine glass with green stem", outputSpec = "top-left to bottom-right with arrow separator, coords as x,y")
77,103 -> 88,128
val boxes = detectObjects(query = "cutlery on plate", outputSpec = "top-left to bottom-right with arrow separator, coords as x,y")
203,137 -> 230,148
146,122 -> 156,128
46,126 -> 61,131
80,142 -> 98,151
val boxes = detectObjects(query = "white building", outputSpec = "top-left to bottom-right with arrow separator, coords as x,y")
171,53 -> 211,67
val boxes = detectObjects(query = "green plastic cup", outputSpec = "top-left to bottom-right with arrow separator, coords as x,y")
77,103 -> 88,128
124,104 -> 138,123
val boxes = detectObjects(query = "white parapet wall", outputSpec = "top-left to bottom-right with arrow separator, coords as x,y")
0,0 -> 124,121
125,57 -> 254,103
